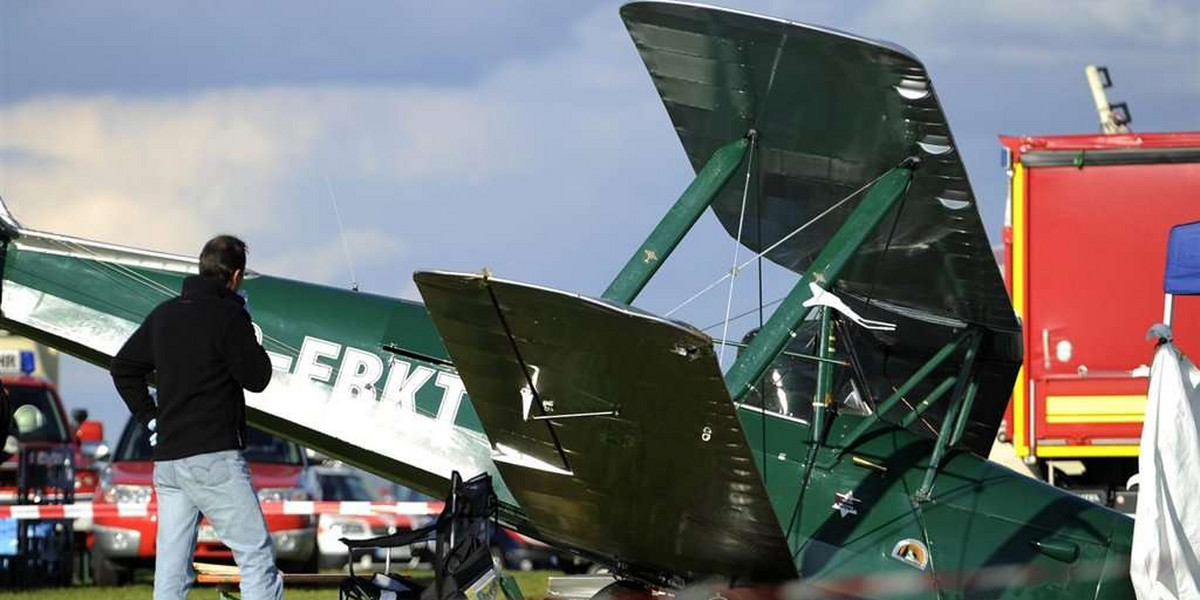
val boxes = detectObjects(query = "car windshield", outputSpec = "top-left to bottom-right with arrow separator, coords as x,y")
115,420 -> 303,465
6,384 -> 69,443
319,473 -> 373,501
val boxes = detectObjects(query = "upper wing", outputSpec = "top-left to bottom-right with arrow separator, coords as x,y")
621,1 -> 1013,332
621,1 -> 1021,455
415,271 -> 795,584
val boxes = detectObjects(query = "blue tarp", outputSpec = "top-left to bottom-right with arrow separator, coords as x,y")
1165,221 -> 1200,295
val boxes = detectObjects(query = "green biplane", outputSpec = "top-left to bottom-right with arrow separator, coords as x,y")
0,2 -> 1135,599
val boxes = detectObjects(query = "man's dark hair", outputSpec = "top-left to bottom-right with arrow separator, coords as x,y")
199,235 -> 248,282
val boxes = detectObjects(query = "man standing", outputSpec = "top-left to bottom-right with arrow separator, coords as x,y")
111,235 -> 280,600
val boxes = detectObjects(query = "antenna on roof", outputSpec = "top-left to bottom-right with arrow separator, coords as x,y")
323,175 -> 360,292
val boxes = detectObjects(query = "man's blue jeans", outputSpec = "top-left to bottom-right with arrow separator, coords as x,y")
153,449 -> 283,600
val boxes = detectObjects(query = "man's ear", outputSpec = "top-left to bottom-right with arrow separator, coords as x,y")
229,268 -> 244,290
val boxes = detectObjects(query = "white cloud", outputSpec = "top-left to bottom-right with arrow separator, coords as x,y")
1,92 -> 315,251
0,85 -> 532,252
255,226 -> 405,287
856,0 -> 1198,66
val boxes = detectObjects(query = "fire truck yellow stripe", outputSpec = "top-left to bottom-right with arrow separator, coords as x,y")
1035,445 -> 1140,458
1044,395 -> 1147,423
1011,163 -> 1029,456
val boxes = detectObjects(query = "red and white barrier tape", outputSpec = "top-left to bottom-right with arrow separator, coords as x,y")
0,500 -> 442,521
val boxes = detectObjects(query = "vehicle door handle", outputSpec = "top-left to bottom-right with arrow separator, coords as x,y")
1042,329 -> 1051,370
1030,539 -> 1079,563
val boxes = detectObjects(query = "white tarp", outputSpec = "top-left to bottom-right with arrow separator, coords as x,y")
1132,339 -> 1200,600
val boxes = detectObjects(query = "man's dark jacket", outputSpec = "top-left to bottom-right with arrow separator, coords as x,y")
111,275 -> 272,461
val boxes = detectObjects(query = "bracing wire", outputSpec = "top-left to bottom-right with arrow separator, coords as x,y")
755,134 -> 768,487
752,33 -> 787,491
42,235 -> 300,355
701,296 -> 787,333
717,135 -> 757,369
664,168 -> 891,318
58,239 -> 179,300
324,175 -> 360,292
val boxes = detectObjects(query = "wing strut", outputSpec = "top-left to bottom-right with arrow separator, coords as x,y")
724,160 -> 916,402
816,326 -> 984,501
810,307 -> 836,445
832,328 -> 974,460
915,331 -> 981,500
602,136 -> 751,304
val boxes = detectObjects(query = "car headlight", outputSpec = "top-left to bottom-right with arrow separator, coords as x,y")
102,484 -> 153,505
256,487 -> 310,503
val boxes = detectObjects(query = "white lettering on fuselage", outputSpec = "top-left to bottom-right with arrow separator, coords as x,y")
434,371 -> 466,425
284,336 -> 464,425
380,358 -> 435,413
294,337 -> 341,383
333,347 -> 385,402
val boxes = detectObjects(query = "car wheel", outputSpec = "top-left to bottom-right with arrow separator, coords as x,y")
92,548 -> 132,586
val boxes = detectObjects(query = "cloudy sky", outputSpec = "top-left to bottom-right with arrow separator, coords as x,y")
2,0 -> 1197,436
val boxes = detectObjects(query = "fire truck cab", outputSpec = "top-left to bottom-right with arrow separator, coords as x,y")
1000,131 -> 1200,511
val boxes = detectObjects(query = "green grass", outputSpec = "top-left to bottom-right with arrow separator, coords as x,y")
0,570 -> 557,600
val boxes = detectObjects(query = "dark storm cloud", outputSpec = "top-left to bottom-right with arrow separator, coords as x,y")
1,1 -> 590,102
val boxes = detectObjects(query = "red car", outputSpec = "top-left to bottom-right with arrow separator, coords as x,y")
91,417 -> 318,584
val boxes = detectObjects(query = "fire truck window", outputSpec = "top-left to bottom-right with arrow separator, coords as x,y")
6,386 -> 69,443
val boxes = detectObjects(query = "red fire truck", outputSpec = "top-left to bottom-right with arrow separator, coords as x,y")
999,131 -> 1200,511
0,346 -> 106,585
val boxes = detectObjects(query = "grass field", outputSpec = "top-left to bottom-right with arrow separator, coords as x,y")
0,570 -> 558,599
